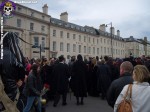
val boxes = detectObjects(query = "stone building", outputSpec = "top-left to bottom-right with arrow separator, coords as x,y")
1,2 -> 148,59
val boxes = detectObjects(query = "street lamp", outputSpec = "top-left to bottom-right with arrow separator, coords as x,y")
106,22 -> 113,58
32,44 -> 49,59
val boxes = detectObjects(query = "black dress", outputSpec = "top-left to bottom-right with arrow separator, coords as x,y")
71,60 -> 87,97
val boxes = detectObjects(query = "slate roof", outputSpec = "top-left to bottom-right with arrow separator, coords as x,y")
124,36 -> 142,43
50,17 -> 124,41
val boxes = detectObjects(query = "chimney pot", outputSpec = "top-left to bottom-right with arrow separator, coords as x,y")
42,4 -> 48,15
99,24 -> 106,32
60,12 -> 68,22
117,30 -> 120,37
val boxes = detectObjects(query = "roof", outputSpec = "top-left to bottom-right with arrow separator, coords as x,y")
124,36 -> 142,43
50,18 -> 125,42
99,30 -> 125,41
50,18 -> 99,36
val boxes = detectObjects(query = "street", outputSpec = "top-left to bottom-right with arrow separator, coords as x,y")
46,93 -> 113,112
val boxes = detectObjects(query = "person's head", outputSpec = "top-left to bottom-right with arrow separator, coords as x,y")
92,58 -> 97,66
50,58 -> 55,65
133,65 -> 150,83
96,56 -> 99,61
71,56 -> 76,62
31,64 -> 40,76
77,54 -> 83,61
120,61 -> 133,76
35,59 -> 41,65
43,58 -> 48,65
59,55 -> 64,62
107,57 -> 113,65
104,56 -> 109,62
101,60 -> 105,64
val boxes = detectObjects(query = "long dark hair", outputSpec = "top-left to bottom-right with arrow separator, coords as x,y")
31,64 -> 39,76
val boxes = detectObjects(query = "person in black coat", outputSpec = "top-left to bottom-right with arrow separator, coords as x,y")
40,58 -> 51,85
107,61 -> 133,108
52,55 -> 70,107
88,58 -> 99,97
71,54 -> 87,105
97,60 -> 111,99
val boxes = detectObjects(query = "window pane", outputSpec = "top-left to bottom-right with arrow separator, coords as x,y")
60,31 -> 63,38
97,48 -> 99,55
73,34 -> 76,40
17,19 -> 21,27
34,37 -> 39,46
79,35 -> 81,41
67,43 -> 70,52
30,23 -> 34,30
41,26 -> 45,32
93,47 -> 95,54
88,47 -> 91,54
67,33 -> 70,39
84,36 -> 86,42
60,42 -> 63,51
53,41 -> 56,51
84,46 -> 86,53
73,44 -> 76,52
53,30 -> 56,36
79,45 -> 81,53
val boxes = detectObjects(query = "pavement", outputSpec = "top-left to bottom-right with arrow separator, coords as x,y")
46,93 -> 113,112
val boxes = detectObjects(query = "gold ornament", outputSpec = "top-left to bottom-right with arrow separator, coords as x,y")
5,2 -> 12,7
41,98 -> 47,105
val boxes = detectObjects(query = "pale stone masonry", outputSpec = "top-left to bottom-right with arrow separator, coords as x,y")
124,36 -> 150,57
1,2 -> 149,59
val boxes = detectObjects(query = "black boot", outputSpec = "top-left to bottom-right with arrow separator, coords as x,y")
80,97 -> 84,105
76,97 -> 80,105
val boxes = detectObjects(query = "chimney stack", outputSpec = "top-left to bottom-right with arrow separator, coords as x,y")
117,30 -> 120,37
144,37 -> 147,42
99,24 -> 106,32
60,12 -> 68,22
42,4 -> 48,15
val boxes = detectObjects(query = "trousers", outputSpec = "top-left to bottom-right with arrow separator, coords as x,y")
23,96 -> 41,112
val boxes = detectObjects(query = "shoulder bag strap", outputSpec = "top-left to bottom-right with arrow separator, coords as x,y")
129,84 -> 132,98
124,84 -> 131,99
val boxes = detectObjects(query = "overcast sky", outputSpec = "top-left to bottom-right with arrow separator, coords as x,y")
15,0 -> 150,40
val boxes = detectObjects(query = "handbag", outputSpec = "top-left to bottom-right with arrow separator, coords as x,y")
117,84 -> 133,112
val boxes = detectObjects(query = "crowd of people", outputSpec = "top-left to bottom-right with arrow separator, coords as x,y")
1,32 -> 150,112
21,54 -> 150,112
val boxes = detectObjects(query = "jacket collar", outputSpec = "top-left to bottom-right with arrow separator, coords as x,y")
120,72 -> 132,77
133,81 -> 150,86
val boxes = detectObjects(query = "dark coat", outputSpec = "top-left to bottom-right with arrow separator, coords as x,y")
97,64 -> 111,96
88,65 -> 99,96
1,48 -> 25,101
27,72 -> 43,97
52,63 -> 70,94
71,60 -> 87,97
40,64 -> 52,85
106,72 -> 133,108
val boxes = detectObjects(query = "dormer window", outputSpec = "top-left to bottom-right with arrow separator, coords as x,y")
18,7 -> 22,11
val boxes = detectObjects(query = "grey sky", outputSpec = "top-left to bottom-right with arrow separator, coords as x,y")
15,0 -> 150,40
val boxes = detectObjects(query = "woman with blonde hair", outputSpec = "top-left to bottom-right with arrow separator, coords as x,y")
114,65 -> 150,112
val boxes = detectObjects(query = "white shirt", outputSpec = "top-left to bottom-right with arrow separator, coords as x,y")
114,81 -> 150,112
